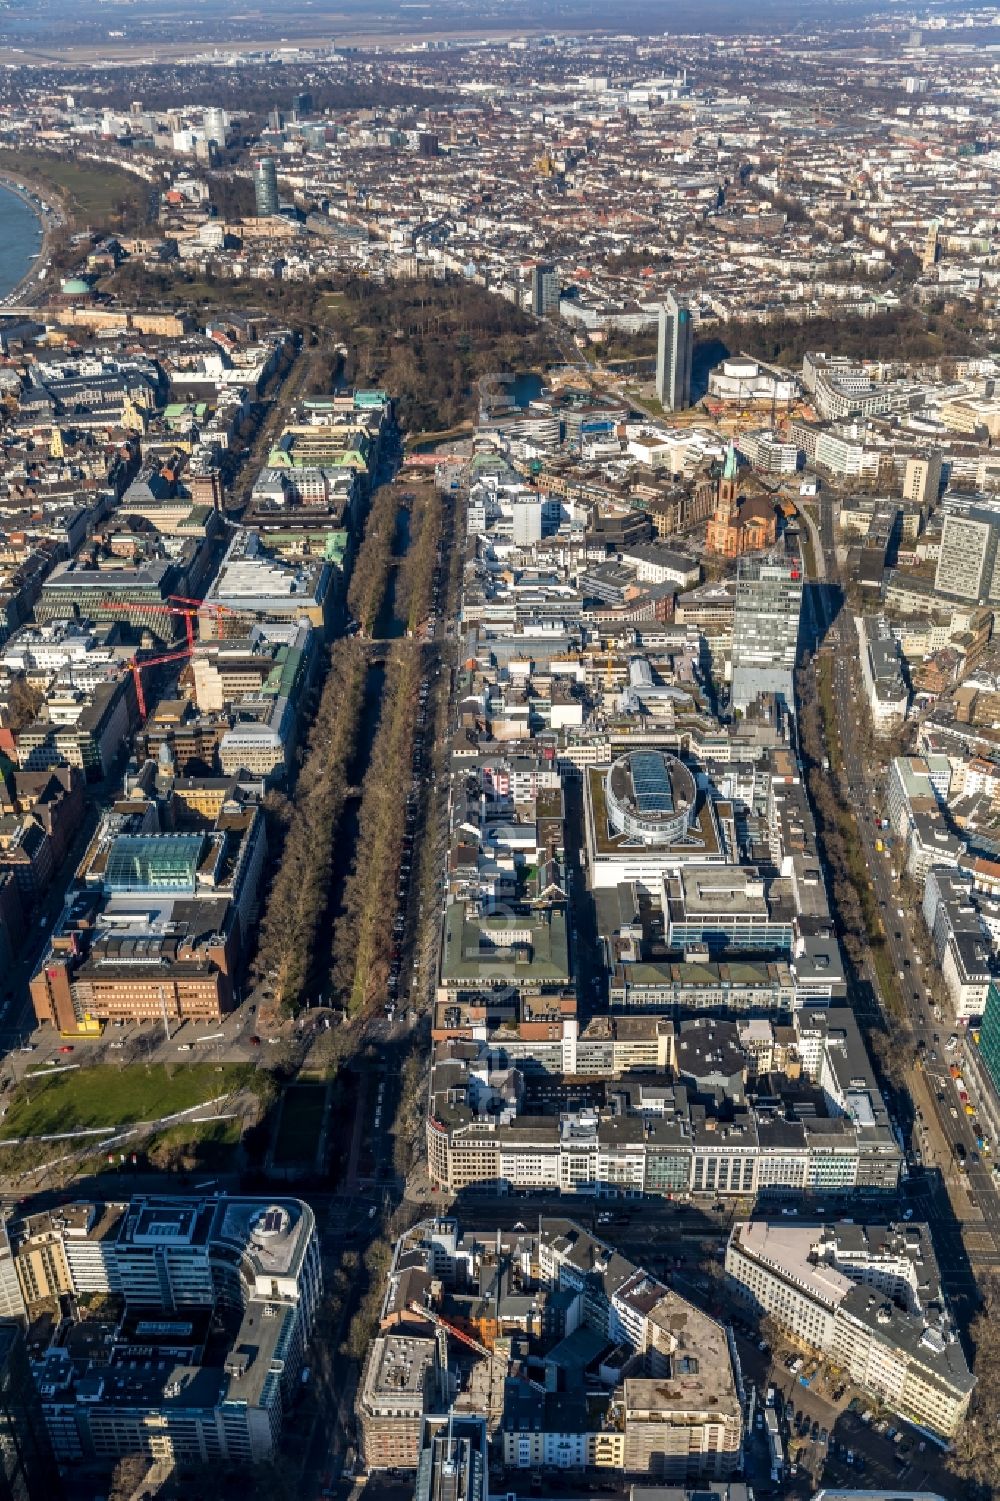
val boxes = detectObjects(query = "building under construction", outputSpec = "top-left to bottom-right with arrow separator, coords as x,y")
356,1216 -> 743,1485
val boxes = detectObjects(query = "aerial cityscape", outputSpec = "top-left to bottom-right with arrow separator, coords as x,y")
2,5 -> 1000,1501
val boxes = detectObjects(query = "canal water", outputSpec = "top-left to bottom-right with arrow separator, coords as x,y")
372,503 -> 413,641
324,496 -> 415,984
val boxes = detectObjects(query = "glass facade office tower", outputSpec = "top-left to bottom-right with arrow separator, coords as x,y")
655,291 -> 693,411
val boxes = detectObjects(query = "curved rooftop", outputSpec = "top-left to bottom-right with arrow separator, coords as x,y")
605,750 -> 696,847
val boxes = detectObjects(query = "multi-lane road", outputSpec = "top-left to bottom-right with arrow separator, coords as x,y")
807,494 -> 1000,1286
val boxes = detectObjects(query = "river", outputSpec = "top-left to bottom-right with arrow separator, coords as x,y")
0,183 -> 43,301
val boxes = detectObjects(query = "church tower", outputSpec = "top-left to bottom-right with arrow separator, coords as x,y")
718,440 -> 739,510
706,440 -> 741,556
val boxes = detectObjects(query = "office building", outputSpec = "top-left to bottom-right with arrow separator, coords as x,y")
934,495 -> 1000,603
978,981 -> 1000,1092
664,865 -> 795,952
202,529 -> 336,638
358,1334 -> 445,1471
252,157 -> 280,218
531,262 -> 560,318
29,778 -> 266,1032
35,555 -> 199,643
0,1223 -> 25,1323
426,1007 -> 900,1198
202,107 -> 228,146
0,1323 -> 62,1500
856,615 -> 909,736
655,292 -> 693,412
730,546 -> 803,711
16,1195 -> 320,1467
921,869 -> 993,1020
725,1220 -> 974,1438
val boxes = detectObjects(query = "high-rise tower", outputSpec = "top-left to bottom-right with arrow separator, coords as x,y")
655,291 -> 693,411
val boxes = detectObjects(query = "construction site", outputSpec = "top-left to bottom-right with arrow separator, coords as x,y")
354,1216 -> 743,1489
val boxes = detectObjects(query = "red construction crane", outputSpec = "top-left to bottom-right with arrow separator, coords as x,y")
169,594 -> 272,627
100,598 -> 197,651
408,1300 -> 545,1395
409,1301 -> 495,1358
129,646 -> 193,721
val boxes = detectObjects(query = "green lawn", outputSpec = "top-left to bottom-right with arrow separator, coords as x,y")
0,148 -> 147,225
142,1116 -> 244,1174
273,1083 -> 326,1167
0,1064 -> 259,1141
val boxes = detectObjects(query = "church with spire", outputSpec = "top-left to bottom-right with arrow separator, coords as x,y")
705,440 -> 778,559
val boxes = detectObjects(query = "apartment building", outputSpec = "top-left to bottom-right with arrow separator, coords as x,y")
357,1334 -> 445,1471
622,1370 -> 740,1480
373,1217 -> 741,1483
725,1220 -> 973,1438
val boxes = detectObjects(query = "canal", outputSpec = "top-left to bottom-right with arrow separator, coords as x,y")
324,497 -> 415,989
372,502 -> 413,641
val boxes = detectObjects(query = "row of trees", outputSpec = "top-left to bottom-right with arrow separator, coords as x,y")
394,487 -> 443,636
347,485 -> 400,636
252,639 -> 367,1012
733,305 -> 976,369
331,642 -> 423,1016
392,1051 -> 429,1181
796,655 -> 907,1081
952,1273 -> 1000,1496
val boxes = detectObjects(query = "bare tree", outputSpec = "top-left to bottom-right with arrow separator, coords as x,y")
951,1274 -> 1000,1497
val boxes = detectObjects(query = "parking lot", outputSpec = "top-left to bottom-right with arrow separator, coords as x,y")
730,1315 -> 961,1498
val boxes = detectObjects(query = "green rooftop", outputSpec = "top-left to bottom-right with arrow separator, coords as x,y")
441,902 -> 570,987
